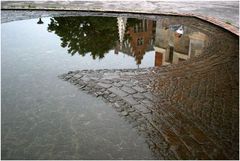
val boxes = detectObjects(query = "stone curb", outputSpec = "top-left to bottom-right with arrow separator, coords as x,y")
1,7 -> 239,36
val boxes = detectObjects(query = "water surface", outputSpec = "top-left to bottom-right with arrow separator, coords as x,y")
2,14 -> 236,159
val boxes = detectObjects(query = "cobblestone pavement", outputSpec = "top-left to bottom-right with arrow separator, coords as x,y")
59,30 -> 239,159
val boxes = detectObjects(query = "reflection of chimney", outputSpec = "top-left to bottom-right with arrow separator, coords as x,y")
117,17 -> 127,50
155,51 -> 163,67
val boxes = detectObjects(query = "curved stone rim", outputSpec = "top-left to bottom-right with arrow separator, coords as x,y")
1,8 -> 239,36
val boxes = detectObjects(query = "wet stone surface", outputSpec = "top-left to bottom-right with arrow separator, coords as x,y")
2,11 -> 239,160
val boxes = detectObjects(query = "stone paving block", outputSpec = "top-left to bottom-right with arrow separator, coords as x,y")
143,92 -> 154,101
89,76 -> 100,81
126,107 -> 135,113
113,82 -> 123,87
132,93 -> 145,99
103,73 -> 120,79
121,86 -> 137,94
141,99 -> 153,108
109,93 -> 116,98
81,76 -> 90,82
122,96 -> 139,105
133,104 -> 151,114
123,82 -> 136,87
63,75 -> 73,80
72,73 -> 83,79
94,91 -> 103,97
97,82 -> 112,89
108,87 -> 128,97
121,111 -> 129,116
99,79 -> 112,84
132,86 -> 146,93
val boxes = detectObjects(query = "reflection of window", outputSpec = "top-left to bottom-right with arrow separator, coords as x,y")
144,20 -> 147,32
133,20 -> 148,33
134,25 -> 138,33
139,22 -> 143,32
169,46 -> 174,63
137,38 -> 144,46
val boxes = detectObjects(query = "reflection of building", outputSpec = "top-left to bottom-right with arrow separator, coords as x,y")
154,19 -> 208,67
115,19 -> 155,65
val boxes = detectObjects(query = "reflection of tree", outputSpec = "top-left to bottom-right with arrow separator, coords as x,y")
47,16 -> 118,59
